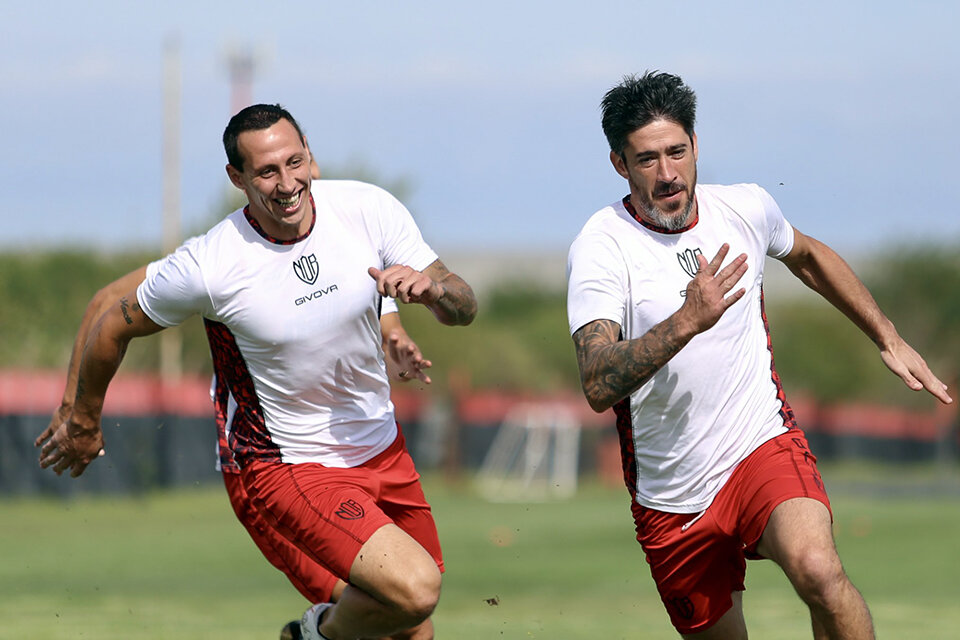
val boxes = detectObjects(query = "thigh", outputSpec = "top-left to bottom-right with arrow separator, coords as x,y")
756,496 -> 836,572
633,503 -> 746,636
222,470 -> 339,603
727,429 -> 832,559
240,460 -> 394,582
371,429 -> 444,573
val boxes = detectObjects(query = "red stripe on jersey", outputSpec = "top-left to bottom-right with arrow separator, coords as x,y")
204,319 -> 283,468
759,289 -> 797,430
613,396 -> 639,499
209,364 -> 239,473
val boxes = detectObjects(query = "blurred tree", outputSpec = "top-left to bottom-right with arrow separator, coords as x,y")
766,242 -> 960,408
866,245 -> 960,402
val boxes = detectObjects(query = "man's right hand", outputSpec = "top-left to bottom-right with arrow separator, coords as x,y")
35,403 -> 71,450
677,243 -> 749,335
38,415 -> 104,478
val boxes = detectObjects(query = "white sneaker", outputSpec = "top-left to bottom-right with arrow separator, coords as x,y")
299,602 -> 334,640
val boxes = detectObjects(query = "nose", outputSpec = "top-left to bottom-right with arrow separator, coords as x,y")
277,168 -> 298,194
657,157 -> 678,183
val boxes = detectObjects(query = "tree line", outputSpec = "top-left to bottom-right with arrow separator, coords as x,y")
2,244 -> 956,408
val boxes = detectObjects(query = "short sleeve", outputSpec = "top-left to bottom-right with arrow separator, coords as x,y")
376,189 -> 438,272
136,238 -> 213,327
567,231 -> 628,336
755,186 -> 795,258
380,295 -> 398,316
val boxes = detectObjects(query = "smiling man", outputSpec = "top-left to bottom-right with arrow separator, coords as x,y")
566,72 -> 951,640
40,104 -> 477,640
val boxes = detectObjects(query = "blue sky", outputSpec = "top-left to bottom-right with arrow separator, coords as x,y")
3,1 -> 959,255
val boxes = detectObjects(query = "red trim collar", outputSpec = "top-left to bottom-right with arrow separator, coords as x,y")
622,195 -> 698,234
243,193 -> 316,245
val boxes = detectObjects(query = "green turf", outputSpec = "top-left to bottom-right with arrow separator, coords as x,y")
1,467 -> 958,639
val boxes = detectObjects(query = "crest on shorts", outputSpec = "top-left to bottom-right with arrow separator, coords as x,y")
293,254 -> 319,285
668,596 -> 695,620
335,499 -> 365,520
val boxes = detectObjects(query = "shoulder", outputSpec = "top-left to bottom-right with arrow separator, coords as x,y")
311,179 -> 401,208
569,201 -> 632,265
697,183 -> 771,208
698,183 -> 780,224
576,200 -> 633,240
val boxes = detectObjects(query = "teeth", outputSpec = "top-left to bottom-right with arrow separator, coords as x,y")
277,192 -> 300,207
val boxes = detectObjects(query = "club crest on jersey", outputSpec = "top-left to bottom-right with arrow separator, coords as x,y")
677,247 -> 703,278
293,254 -> 319,285
676,247 -> 703,297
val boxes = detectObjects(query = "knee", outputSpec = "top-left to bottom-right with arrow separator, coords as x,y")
390,562 -> 442,624
786,547 -> 849,606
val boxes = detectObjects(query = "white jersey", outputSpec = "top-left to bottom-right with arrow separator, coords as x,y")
138,180 -> 436,468
567,183 -> 797,513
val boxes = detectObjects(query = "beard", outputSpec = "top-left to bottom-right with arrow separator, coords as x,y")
634,186 -> 695,230
633,163 -> 698,230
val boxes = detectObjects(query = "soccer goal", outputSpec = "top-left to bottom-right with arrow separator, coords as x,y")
475,403 -> 581,502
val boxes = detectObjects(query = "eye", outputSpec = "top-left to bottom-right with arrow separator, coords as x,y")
259,169 -> 276,179
290,157 -> 303,167
671,149 -> 686,159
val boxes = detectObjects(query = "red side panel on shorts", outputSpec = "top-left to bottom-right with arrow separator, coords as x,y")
204,319 -> 282,468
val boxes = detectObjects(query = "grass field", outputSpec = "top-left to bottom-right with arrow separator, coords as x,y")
1,465 -> 958,639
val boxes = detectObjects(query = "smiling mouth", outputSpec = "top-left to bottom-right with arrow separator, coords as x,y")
274,190 -> 303,213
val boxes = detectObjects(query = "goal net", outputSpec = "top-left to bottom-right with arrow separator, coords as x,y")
475,403 -> 581,502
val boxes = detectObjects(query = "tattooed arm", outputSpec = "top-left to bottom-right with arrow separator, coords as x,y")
368,258 -> 478,326
35,267 -> 149,450
573,244 -> 749,413
39,287 -> 164,477
573,317 -> 694,413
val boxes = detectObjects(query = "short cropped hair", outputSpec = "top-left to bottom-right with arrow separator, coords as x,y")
600,71 -> 697,156
222,104 -> 306,170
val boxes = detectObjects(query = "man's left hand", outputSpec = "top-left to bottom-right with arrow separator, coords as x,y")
368,266 -> 443,305
880,338 -> 952,404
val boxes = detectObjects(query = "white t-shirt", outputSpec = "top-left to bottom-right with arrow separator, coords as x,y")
567,183 -> 797,513
138,180 -> 436,468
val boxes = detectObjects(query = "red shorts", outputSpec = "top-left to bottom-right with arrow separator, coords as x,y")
240,429 -> 444,586
632,429 -> 831,634
223,471 -> 338,603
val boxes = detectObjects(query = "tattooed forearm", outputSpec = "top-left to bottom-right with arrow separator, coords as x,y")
573,317 -> 693,412
75,373 -> 87,401
431,275 -> 478,326
425,261 -> 477,326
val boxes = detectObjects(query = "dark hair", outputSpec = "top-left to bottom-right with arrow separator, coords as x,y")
222,104 -> 306,170
600,71 -> 697,156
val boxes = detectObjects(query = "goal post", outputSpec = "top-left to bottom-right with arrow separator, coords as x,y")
475,403 -> 582,502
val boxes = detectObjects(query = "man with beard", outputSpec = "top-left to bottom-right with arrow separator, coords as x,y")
566,71 -> 951,639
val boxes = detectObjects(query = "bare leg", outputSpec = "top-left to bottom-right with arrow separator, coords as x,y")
757,498 -> 874,640
317,524 -> 441,640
